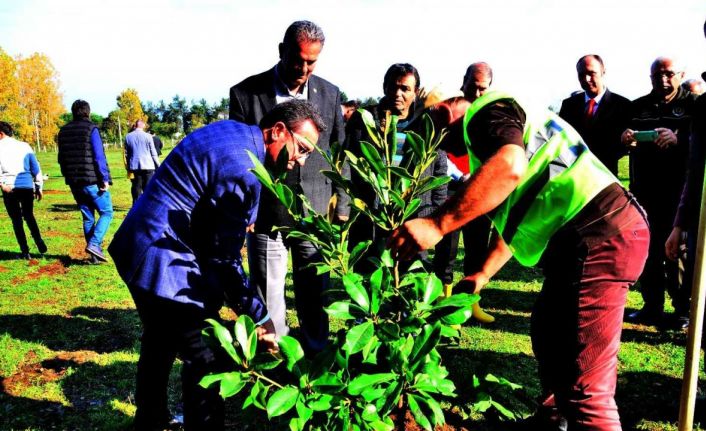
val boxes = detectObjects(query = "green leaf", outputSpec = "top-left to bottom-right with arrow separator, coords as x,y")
359,141 -> 386,176
380,249 -> 394,268
415,175 -> 452,197
491,400 -> 518,420
348,373 -> 396,396
247,151 -> 275,194
343,273 -> 370,312
199,372 -> 227,389
306,393 -> 335,411
440,308 -> 473,325
419,393 -> 445,427
409,323 -> 441,371
402,198 -> 421,221
234,315 -> 257,362
344,321 -> 374,355
219,372 -> 247,398
204,319 -> 241,366
267,386 -> 300,418
278,336 -> 307,376
361,387 -> 386,402
420,274 -> 443,305
376,379 -> 403,416
242,379 -> 267,410
324,301 -> 367,320
407,394 -> 432,431
295,399 -> 313,423
275,183 -> 295,211
362,334 -> 380,365
348,240 -> 372,268
310,373 -> 345,391
251,352 -> 282,371
473,392 -> 492,412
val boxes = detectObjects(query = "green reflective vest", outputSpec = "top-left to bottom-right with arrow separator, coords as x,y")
463,91 -> 618,266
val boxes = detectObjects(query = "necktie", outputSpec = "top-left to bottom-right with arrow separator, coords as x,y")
586,98 -> 596,120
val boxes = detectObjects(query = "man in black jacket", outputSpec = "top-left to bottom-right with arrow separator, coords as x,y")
229,20 -> 347,353
559,55 -> 632,175
57,100 -> 114,263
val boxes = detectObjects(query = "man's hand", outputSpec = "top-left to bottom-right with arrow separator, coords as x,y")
34,189 -> 43,201
388,217 -> 443,261
654,127 -> 678,149
100,182 -> 110,192
1,184 -> 12,193
454,272 -> 490,294
256,319 -> 278,354
621,129 -> 637,148
665,226 -> 685,261
246,223 -> 256,233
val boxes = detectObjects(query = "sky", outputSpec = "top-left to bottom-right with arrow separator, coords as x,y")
2,0 -> 706,117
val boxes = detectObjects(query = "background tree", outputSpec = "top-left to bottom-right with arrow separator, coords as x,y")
15,53 -> 64,151
116,88 -> 145,128
0,48 -> 29,139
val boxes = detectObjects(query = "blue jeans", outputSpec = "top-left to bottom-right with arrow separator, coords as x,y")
70,184 -> 113,249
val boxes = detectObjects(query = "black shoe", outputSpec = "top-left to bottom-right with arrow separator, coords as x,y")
19,252 -> 31,260
88,254 -> 101,265
85,244 -> 108,262
625,308 -> 663,326
660,314 -> 689,330
37,240 -> 47,254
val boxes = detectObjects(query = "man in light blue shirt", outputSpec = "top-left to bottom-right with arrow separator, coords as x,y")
125,119 -> 160,203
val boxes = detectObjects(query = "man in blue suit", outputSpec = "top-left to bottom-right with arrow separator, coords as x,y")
109,100 -> 325,431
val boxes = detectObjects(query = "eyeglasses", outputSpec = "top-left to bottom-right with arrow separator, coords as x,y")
651,71 -> 678,80
286,128 -> 314,161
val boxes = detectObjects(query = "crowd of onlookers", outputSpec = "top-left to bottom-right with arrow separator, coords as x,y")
1,17 -> 705,431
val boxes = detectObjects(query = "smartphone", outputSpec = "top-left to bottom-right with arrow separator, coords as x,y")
633,130 -> 658,143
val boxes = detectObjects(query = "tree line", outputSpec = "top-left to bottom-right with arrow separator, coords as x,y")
0,47 -> 383,151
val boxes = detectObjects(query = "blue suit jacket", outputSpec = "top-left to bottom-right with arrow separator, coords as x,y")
109,120 -> 268,321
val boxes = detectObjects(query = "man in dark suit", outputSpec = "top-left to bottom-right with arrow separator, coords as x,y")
229,20 -> 347,354
559,54 -> 632,175
109,101 -> 325,431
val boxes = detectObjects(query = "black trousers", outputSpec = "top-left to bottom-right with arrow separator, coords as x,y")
3,188 -> 44,254
130,170 -> 155,204
131,290 -> 227,431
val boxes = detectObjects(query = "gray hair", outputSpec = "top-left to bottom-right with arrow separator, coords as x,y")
283,20 -> 325,47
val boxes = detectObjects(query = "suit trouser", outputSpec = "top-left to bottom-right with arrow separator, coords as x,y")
131,290 -> 227,431
130,170 -> 155,204
2,188 -> 44,254
533,194 -> 649,430
637,200 -> 690,317
247,231 -> 329,353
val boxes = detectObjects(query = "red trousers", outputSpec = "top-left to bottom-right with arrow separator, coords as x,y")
533,188 -> 649,430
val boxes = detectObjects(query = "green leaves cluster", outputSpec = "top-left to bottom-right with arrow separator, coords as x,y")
208,110 -> 478,429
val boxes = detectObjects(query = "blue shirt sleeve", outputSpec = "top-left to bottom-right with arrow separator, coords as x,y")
90,128 -> 112,183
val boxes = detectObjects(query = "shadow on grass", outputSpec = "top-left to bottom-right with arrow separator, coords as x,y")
616,370 -> 687,429
0,306 -> 141,353
49,203 -> 131,214
0,358 -> 136,430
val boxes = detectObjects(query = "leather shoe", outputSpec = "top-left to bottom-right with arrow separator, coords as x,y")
660,314 -> 689,330
625,308 -> 663,326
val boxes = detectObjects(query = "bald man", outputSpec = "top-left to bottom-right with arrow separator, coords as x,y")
622,56 -> 697,329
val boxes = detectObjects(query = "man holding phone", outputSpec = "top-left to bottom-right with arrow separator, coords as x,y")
622,56 -> 697,329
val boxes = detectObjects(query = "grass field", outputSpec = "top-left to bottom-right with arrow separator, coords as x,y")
0,150 -> 704,430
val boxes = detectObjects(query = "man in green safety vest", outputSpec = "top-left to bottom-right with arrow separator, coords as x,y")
389,91 -> 650,430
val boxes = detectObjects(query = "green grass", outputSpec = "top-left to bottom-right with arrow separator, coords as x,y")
0,151 -> 703,430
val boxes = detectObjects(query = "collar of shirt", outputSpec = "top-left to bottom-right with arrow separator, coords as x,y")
584,89 -> 606,106
273,63 -> 309,103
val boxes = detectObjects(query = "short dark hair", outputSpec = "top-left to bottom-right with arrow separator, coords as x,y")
576,54 -> 604,71
71,100 -> 91,120
259,100 -> 326,133
342,100 -> 360,109
383,63 -> 420,90
0,121 -> 14,137
283,20 -> 325,48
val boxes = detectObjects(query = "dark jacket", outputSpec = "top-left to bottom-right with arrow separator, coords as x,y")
229,67 -> 348,234
558,89 -> 632,175
57,120 -> 101,186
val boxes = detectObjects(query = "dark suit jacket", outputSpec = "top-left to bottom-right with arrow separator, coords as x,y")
558,89 -> 632,175
229,67 -> 348,233
109,121 -> 268,321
